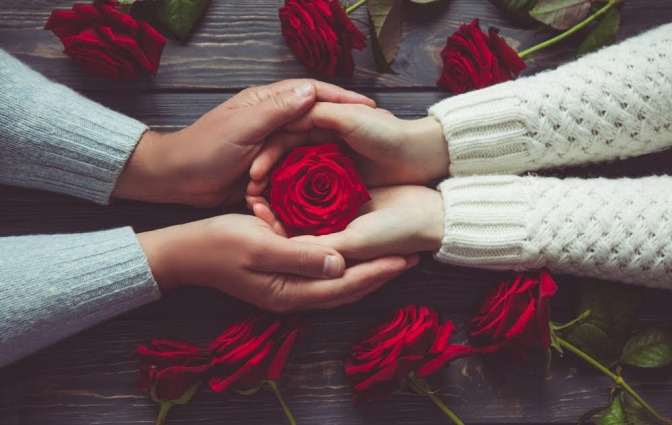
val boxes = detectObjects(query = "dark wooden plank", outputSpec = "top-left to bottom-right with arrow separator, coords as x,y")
1,0 -> 670,91
1,312 -> 671,425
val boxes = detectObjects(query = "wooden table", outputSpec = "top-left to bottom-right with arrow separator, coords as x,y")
1,1 -> 672,424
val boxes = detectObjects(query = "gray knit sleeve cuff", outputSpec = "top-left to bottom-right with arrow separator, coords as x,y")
0,227 -> 160,367
0,49 -> 147,204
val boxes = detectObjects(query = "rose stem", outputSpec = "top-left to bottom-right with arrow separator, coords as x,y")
518,0 -> 620,59
408,377 -> 465,425
345,0 -> 368,14
558,337 -> 671,424
155,402 -> 172,425
268,380 -> 297,425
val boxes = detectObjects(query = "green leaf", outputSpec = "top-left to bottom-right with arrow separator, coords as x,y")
488,0 -> 540,26
367,0 -> 403,72
154,0 -> 210,41
598,393 -> 625,425
620,392 -> 660,425
234,381 -> 266,396
529,0 -> 593,30
407,0 -> 444,3
564,322 -> 620,366
620,328 -> 672,368
576,7 -> 620,56
563,279 -> 641,357
117,0 -> 139,14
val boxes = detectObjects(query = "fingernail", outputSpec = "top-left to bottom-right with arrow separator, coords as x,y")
294,81 -> 313,98
323,254 -> 341,277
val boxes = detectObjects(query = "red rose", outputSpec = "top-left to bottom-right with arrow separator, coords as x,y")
345,306 -> 475,399
136,339 -> 211,400
45,0 -> 166,79
270,144 -> 370,237
470,269 -> 558,360
279,0 -> 366,77
437,19 -> 526,94
207,316 -> 302,393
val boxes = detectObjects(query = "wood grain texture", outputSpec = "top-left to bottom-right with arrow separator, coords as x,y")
1,1 -> 672,424
1,0 -> 671,91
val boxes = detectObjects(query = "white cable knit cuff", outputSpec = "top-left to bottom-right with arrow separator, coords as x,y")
435,175 -> 540,270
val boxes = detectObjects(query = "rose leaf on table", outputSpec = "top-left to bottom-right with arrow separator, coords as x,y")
366,0 -> 403,73
529,0 -> 594,30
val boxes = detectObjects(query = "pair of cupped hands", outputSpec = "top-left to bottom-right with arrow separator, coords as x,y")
114,79 -> 449,312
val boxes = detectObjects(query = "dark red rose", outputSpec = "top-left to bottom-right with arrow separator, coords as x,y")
279,0 -> 366,77
437,19 -> 526,94
136,339 -> 211,400
207,316 -> 302,393
45,0 -> 166,79
270,143 -> 370,237
470,269 -> 558,360
345,306 -> 476,400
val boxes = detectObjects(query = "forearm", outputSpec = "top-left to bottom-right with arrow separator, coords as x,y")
0,228 -> 160,367
0,49 -> 147,204
427,23 -> 672,176
435,175 -> 672,289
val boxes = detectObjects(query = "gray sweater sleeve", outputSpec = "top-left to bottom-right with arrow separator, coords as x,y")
0,51 -> 161,367
0,48 -> 148,204
0,228 -> 161,367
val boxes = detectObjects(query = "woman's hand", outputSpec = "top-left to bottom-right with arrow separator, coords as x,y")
251,186 -> 445,260
247,103 -> 449,198
113,80 -> 375,207
137,214 -> 417,312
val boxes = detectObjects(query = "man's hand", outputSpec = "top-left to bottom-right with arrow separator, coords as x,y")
113,80 -> 375,207
137,214 -> 418,312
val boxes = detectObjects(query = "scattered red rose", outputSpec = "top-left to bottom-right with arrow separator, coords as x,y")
208,316 -> 303,392
270,143 -> 371,237
437,19 -> 526,94
345,305 -> 476,400
45,0 -> 166,79
136,339 -> 211,400
279,0 -> 366,77
470,268 -> 558,360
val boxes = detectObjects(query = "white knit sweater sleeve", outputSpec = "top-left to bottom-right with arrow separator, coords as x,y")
436,175 -> 672,289
428,23 -> 672,176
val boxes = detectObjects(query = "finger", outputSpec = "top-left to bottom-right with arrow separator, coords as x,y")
255,236 -> 346,279
238,81 -> 317,139
246,175 -> 269,197
283,102 -> 367,133
290,256 -> 410,309
249,132 -> 310,181
252,202 -> 286,237
311,80 -> 375,107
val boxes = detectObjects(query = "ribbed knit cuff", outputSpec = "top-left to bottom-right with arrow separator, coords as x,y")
428,83 -> 543,177
435,175 -> 539,270
0,227 -> 160,367
0,49 -> 147,204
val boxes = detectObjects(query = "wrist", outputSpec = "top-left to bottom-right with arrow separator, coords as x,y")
418,189 -> 445,252
137,226 -> 184,292
403,117 -> 450,182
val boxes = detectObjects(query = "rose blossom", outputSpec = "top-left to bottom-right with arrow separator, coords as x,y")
279,0 -> 366,77
45,0 -> 166,79
345,306 -> 476,399
470,269 -> 558,360
437,19 -> 526,94
136,339 -> 211,400
270,143 -> 370,236
207,316 -> 302,392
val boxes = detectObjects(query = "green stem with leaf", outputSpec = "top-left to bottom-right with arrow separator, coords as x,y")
518,0 -> 620,59
408,376 -> 465,425
345,0 -> 368,14
268,380 -> 297,425
558,337 -> 671,424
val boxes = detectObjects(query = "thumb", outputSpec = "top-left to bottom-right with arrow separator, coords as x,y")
242,81 -> 316,138
254,236 -> 345,279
